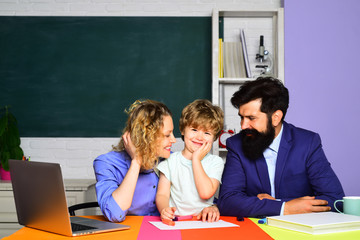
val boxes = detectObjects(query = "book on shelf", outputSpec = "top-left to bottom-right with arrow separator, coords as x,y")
219,17 -> 224,39
266,212 -> 360,235
240,29 -> 252,78
223,41 -> 246,78
219,38 -> 223,78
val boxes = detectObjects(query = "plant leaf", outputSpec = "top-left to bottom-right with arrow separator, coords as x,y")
5,124 -> 20,147
9,146 -> 24,160
7,112 -> 18,125
0,116 -> 7,137
0,151 -> 10,171
0,106 -> 23,172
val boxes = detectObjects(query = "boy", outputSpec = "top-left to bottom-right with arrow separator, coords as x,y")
156,99 -> 224,223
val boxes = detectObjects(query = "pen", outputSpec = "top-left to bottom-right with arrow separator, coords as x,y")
162,218 -> 175,226
258,218 -> 267,224
237,216 -> 244,221
173,215 -> 195,221
162,215 -> 197,226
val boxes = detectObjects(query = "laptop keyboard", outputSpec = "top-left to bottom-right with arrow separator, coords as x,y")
71,222 -> 97,232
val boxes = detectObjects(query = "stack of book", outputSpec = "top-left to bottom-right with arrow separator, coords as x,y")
266,212 -> 360,235
223,41 -> 246,78
219,29 -> 251,78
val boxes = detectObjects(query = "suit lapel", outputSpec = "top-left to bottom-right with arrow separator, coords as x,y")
274,122 -> 292,198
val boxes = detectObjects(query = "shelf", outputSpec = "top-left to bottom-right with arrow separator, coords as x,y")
211,8 -> 284,156
219,78 -> 256,84
218,9 -> 282,18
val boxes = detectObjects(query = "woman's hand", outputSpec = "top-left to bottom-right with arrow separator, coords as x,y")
111,132 -> 143,210
122,131 -> 142,167
196,205 -> 220,222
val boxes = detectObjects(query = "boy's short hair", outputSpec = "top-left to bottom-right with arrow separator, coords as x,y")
179,99 -> 224,140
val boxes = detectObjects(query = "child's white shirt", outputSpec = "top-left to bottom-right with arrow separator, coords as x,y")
157,151 -> 224,216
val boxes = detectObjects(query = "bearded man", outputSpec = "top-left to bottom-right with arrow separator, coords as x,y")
217,77 -> 344,217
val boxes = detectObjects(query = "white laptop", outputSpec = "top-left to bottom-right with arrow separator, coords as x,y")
9,160 -> 130,236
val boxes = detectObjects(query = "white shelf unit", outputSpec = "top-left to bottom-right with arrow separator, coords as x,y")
212,9 -> 284,156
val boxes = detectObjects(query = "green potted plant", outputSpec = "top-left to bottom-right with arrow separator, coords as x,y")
0,106 -> 24,179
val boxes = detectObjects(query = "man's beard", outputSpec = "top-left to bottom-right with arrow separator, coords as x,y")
240,118 -> 275,160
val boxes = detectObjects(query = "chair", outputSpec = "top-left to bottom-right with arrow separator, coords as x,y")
68,201 -> 99,216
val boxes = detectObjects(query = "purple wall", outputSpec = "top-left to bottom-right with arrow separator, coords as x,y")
285,0 -> 360,196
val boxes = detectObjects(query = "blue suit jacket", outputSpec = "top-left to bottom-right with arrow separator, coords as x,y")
218,122 -> 344,217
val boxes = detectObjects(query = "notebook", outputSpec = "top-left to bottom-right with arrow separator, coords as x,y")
266,212 -> 360,235
9,160 -> 130,236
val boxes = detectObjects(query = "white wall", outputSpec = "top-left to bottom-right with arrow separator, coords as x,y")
20,137 -> 185,179
0,1 -> 280,16
5,0 -> 281,179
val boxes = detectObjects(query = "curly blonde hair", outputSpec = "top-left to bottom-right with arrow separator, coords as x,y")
113,100 -> 172,170
179,99 -> 224,140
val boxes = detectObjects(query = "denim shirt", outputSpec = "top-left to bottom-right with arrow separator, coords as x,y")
93,151 -> 159,222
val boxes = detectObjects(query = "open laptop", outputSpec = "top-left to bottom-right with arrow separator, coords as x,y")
9,160 -> 130,236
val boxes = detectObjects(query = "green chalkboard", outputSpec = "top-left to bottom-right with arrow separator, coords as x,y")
0,16 -> 211,137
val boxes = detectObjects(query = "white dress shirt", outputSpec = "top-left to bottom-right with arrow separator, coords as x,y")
263,125 -> 285,215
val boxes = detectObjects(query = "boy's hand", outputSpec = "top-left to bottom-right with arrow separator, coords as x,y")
192,141 -> 212,161
196,205 -> 220,223
160,207 -> 177,221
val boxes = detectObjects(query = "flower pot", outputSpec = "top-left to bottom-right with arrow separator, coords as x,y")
0,165 -> 11,181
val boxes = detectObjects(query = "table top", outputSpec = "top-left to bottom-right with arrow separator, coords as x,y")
3,215 -> 360,240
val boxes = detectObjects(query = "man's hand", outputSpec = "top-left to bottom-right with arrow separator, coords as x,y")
284,196 -> 331,215
196,205 -> 220,223
257,193 -> 276,200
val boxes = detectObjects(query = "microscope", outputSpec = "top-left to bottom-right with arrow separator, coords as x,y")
255,35 -> 273,76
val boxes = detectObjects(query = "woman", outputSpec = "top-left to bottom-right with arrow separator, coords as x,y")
93,100 -> 176,222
